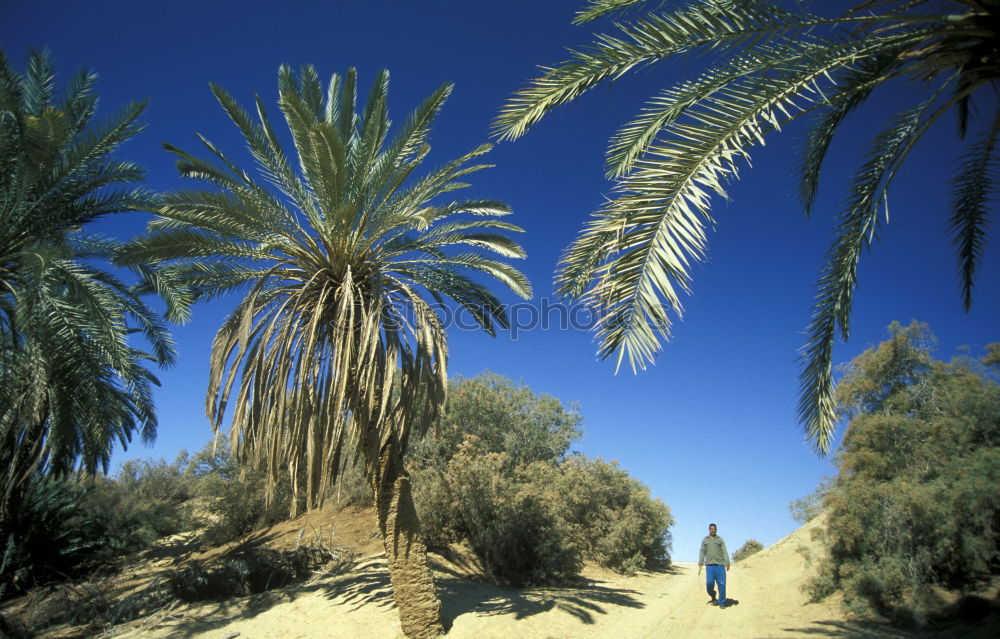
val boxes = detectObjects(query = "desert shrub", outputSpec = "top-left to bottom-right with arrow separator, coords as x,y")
412,439 -> 580,586
468,492 -> 580,587
168,545 -> 341,601
524,456 -> 672,574
188,441 -> 295,545
89,455 -> 196,545
413,437 -> 671,583
811,322 -> 1000,625
411,375 -> 672,583
325,457 -> 373,508
733,539 -> 764,562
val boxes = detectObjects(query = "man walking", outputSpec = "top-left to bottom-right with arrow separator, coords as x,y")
698,523 -> 731,608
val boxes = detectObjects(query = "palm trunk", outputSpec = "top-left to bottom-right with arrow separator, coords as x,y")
372,439 -> 443,639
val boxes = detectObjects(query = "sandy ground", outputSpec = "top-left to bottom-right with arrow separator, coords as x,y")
104,515 -> 949,639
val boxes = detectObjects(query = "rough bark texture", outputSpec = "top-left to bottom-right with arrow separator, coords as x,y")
374,444 -> 444,639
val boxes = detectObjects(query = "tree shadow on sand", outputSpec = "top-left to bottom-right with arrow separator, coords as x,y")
305,550 -> 674,629
776,620 -> 920,638
306,554 -> 662,629
433,562 -> 684,629
118,553 -> 678,637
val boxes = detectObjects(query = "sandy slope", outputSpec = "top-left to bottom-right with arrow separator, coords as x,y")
107,515 -> 939,639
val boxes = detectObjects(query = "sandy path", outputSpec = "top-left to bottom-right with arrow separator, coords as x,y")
113,516 -> 921,639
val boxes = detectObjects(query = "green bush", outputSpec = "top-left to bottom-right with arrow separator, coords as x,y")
733,539 -> 764,562
94,455 -> 195,543
412,439 -> 581,586
187,440 -> 295,545
1,477 -> 123,598
811,322 -> 1000,625
411,374 -> 672,584
524,456 -> 672,574
325,457 -> 373,509
412,437 -> 672,583
409,373 -> 583,470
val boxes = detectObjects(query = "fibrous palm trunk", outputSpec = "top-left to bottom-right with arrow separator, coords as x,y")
372,438 -> 443,639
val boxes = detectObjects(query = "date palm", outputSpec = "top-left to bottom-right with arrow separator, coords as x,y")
122,65 -> 530,638
495,0 -> 1000,453
0,49 -> 173,524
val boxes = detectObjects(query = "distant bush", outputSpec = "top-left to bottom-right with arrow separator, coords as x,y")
789,477 -> 832,524
810,322 -> 1000,625
325,457 -> 373,509
733,539 -> 764,562
94,455 -> 196,544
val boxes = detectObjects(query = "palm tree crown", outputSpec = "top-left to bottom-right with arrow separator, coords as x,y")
494,0 -> 999,453
123,65 -> 532,510
0,49 -> 173,516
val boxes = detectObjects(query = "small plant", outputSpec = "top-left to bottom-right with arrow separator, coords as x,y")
733,539 -> 764,562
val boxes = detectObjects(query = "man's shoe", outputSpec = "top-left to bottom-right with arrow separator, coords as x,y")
708,598 -> 718,605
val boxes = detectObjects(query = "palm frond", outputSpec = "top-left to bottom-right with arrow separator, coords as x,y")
949,110 -> 1000,311
564,36 -> 909,373
799,48 -> 906,216
1,50 -> 173,504
494,0 -> 851,141
22,49 -> 55,114
573,0 -> 648,24
799,96 -> 937,454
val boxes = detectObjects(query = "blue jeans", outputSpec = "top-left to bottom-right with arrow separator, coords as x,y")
706,564 -> 726,604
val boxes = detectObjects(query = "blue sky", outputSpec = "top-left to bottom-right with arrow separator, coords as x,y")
4,0 -> 998,562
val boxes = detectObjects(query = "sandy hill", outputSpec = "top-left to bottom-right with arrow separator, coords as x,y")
8,509 -> 995,638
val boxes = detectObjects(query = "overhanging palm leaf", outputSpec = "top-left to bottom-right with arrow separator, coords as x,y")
122,65 -> 530,639
496,0 -> 999,454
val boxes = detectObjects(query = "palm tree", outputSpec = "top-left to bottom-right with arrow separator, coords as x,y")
494,0 -> 1000,453
121,66 -> 531,638
0,49 -> 174,524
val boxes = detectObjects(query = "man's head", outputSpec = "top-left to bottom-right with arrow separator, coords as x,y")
708,523 -> 717,537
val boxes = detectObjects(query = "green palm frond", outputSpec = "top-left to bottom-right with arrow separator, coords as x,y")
949,110 -> 1000,311
800,96 -> 940,454
798,49 -> 908,216
561,35 -> 914,373
497,0 -> 999,453
573,0 -> 648,24
494,0 -> 861,141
